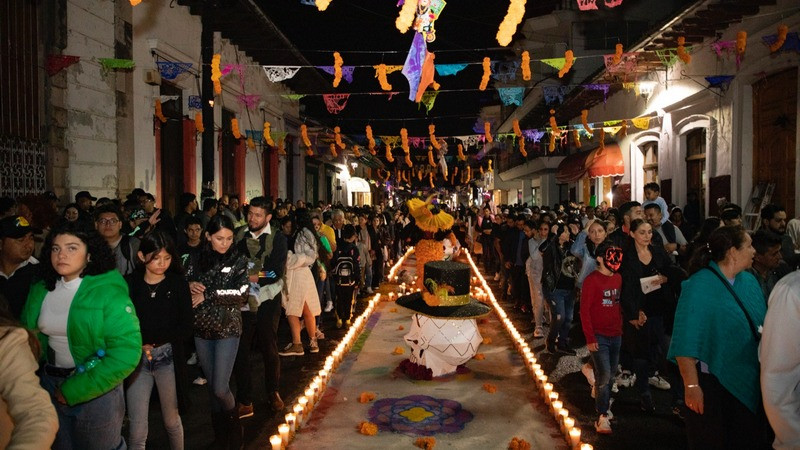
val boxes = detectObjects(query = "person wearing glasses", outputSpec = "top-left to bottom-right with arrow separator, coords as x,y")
94,204 -> 140,276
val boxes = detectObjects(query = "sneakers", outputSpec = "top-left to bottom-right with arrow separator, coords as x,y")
533,327 -> 545,338
581,363 -> 596,387
315,329 -> 325,340
648,372 -> 671,390
366,287 -> 374,294
238,402 -> 254,419
186,352 -> 197,365
595,414 -> 612,434
324,300 -> 334,313
192,376 -> 207,385
279,343 -> 305,356
270,391 -> 285,412
611,381 -> 619,393
309,339 -> 319,354
615,370 -> 636,388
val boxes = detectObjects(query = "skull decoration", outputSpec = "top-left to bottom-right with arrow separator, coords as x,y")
403,314 -> 483,377
603,246 -> 624,273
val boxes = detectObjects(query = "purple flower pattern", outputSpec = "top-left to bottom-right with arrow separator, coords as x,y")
367,394 -> 473,436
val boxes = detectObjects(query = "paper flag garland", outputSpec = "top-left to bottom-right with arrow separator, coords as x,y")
498,87 -> 524,106
541,58 -> 566,71
46,55 -> 80,76
419,91 -> 439,112
188,95 -> 202,109
403,33 -> 428,101
236,94 -> 260,110
705,75 -> 735,88
490,61 -> 520,83
577,0 -> 598,10
262,66 -> 301,82
436,64 -> 468,77
763,30 -> 799,53
632,117 -> 651,129
542,85 -> 569,105
322,93 -> 350,114
98,58 -> 135,73
414,52 -> 439,103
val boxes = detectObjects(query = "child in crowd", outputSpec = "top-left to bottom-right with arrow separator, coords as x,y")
581,241 -> 624,435
642,182 -> 669,225
331,224 -> 361,328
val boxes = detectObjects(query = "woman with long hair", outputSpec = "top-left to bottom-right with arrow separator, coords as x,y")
669,225 -> 769,449
279,208 -> 322,357
21,221 -> 142,449
185,215 -> 248,448
125,231 -> 192,450
572,219 -> 609,289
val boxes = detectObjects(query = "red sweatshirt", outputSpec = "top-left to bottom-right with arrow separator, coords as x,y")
580,270 -> 623,344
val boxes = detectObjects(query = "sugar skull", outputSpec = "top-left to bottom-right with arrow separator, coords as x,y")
404,314 -> 483,377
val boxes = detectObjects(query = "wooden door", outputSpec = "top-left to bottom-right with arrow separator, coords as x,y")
753,68 -> 797,217
158,83 -> 184,213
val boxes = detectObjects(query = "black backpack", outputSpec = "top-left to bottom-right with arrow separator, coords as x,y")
333,251 -> 357,287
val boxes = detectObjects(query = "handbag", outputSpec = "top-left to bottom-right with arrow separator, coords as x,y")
702,267 -> 761,342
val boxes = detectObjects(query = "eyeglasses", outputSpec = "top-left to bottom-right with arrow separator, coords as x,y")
96,218 -> 120,226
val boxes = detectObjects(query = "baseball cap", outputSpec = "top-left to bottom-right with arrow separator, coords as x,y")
75,191 -> 97,201
522,208 -> 532,216
0,216 -> 40,239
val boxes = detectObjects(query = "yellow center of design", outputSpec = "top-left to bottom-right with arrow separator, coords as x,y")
399,406 -> 434,422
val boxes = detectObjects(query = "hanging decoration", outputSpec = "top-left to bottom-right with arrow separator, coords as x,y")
603,51 -> 638,75
769,25 -> 789,52
154,100 -> 167,123
419,91 -> 439,112
429,125 -> 441,150
676,37 -> 691,64
518,135 -> 527,157
705,75 -> 735,89
375,64 -> 393,90
316,0 -> 331,11
457,144 -> 466,161
549,110 -> 561,136
435,64 -> 468,77
581,109 -> 591,134
521,51 -> 531,81
498,87 -> 525,106
414,52 -> 439,103
429,172 -> 435,188
236,94 -> 261,110
396,0 -> 418,33
577,0 -> 598,10
478,57 -> 491,91
405,152 -> 413,167
491,61 -> 520,83
263,122 -> 275,146
322,93 -> 350,114
401,128 -> 410,153
414,0 -> 446,43
585,83 -> 610,103
736,31 -> 747,61
522,129 -> 545,143
334,52 -> 344,87
211,54 -> 222,94
403,33 -> 428,101
558,50 -> 574,78
247,136 -> 256,150
262,66 -> 301,82
487,160 -> 493,172
605,0 -> 623,8
612,43 -> 623,65
428,148 -> 436,167
572,129 -> 581,148
450,167 -> 458,184
597,128 -> 606,153
301,124 -> 312,148
98,58 -> 135,74
763,28 -> 799,53
653,48 -> 685,69
334,126 -> 345,150
303,141 -> 311,157
385,143 -> 395,162
549,132 -> 556,152
231,118 -> 241,139
618,120 -> 627,137
542,85 -> 568,104
188,95 -> 202,110
130,0 -> 142,5
329,143 -> 338,158
512,119 -> 522,137
245,130 -> 264,144
632,117 -> 651,129
45,55 -> 80,76
195,113 -> 204,132
541,57 -> 566,71
484,122 -> 493,143
496,0 -> 526,46
366,125 -> 377,153
220,64 -> 245,78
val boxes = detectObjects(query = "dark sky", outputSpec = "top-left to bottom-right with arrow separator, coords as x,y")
256,0 -> 557,137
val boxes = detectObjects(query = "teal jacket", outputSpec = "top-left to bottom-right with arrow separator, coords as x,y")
22,271 -> 142,406
667,261 -> 766,412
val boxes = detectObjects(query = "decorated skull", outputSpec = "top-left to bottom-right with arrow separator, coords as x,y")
403,314 -> 483,377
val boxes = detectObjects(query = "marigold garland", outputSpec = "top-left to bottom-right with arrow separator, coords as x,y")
130,0 -> 142,5
466,166 -> 472,182
482,383 -> 497,393
358,421 -> 378,436
400,128 -> 410,153
315,0 -> 331,11
194,113 -> 204,132
211,54 -> 222,94
334,126 -> 345,149
613,43 -> 623,65
573,129 -> 581,148
358,392 -> 376,403
300,124 -> 312,148
414,437 -> 436,450
352,145 -> 362,158
429,124 -> 441,149
484,122 -> 493,143
213,80 -> 222,95
549,132 -> 556,152
519,137 -> 527,157
496,0 -> 526,47
549,109 -> 560,136
366,125 -> 376,153
395,0 -> 418,33
512,119 -> 522,137
329,143 -> 338,158
521,51 -> 531,81
736,31 -> 747,55
405,154 -> 413,167
375,64 -> 392,91
676,37 -> 691,64
427,148 -> 436,167
558,50 -> 574,78
429,172 -> 435,188
263,122 -> 274,146
487,160 -> 493,172
479,57 -> 491,91
385,143 -> 395,163
508,437 -> 531,450
231,118 -> 241,139
332,51 -> 344,88
417,169 -> 423,181
154,100 -> 167,123
457,144 -> 466,161
619,120 -> 628,138
246,136 -> 255,149
770,25 -> 788,52
581,109 -> 591,132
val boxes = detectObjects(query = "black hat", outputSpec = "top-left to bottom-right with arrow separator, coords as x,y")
0,216 -> 41,239
396,261 -> 491,319
75,191 -> 97,201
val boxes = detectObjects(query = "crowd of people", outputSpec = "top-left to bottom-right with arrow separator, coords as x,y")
0,184 -> 799,449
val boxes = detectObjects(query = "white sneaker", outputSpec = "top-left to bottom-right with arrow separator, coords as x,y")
494,273 -> 500,281
324,301 -> 334,313
581,362 -> 595,386
186,352 -> 197,365
315,329 -> 325,340
595,414 -> 612,434
648,372 -> 671,390
193,376 -> 207,385
366,287 -> 374,294
612,381 -> 619,393
615,370 -> 636,388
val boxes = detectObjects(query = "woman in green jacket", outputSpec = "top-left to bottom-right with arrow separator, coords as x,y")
22,222 -> 142,450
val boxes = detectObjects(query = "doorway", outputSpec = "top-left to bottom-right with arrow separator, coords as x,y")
753,68 -> 797,217
158,83 -> 184,213
685,128 -> 706,218
220,109 -> 237,199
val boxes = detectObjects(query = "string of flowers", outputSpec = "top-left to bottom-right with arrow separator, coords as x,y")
581,109 -> 593,137
677,37 -> 691,64
572,129 -> 581,148
479,57 -> 491,91
211,54 -> 222,94
154,100 -> 167,123
484,121 -> 493,143
457,143 -> 467,161
231,118 -> 241,139
395,0 -> 418,33
612,43 -> 623,65
385,142 -> 395,162
329,143 -> 338,158
521,51 -> 531,81
400,128 -> 410,153
301,124 -> 312,148
195,113 -> 204,132
315,0 -> 332,11
375,64 -> 393,91
333,52 -> 344,88
366,125 -> 376,154
427,147 -> 436,167
496,0 -> 526,47
429,124 -> 441,150
769,24 -> 788,52
334,126 -> 345,149
736,31 -> 747,56
558,50 -> 574,78
263,122 -> 274,146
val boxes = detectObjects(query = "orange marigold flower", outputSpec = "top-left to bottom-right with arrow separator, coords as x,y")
392,347 -> 405,355
414,437 -> 436,450
358,392 -> 376,403
474,353 -> 485,360
483,383 -> 497,393
358,421 -> 378,436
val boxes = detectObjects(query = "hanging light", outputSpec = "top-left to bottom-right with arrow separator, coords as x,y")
638,81 -> 657,99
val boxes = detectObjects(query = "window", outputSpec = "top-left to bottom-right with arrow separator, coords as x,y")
641,141 -> 658,183
685,128 -> 706,216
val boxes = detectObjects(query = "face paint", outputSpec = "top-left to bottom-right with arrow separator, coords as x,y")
603,247 -> 623,273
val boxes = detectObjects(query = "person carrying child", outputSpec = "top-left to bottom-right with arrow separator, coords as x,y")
331,224 -> 361,328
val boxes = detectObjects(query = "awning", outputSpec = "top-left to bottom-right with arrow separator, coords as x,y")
587,143 -> 625,179
346,177 -> 371,193
555,150 -> 593,184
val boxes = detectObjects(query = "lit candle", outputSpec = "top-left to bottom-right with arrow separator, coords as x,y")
285,413 -> 296,434
298,396 -> 309,414
293,403 -> 304,425
305,387 -> 315,405
278,423 -> 290,447
549,392 -> 559,405
580,444 -> 593,450
270,434 -> 282,450
569,427 -> 581,448
564,417 -> 574,430
558,408 -> 569,425
543,383 -> 554,399
552,400 -> 563,415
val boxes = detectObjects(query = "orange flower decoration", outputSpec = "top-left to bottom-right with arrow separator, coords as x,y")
395,0 -> 418,33
482,383 -> 497,393
231,118 -> 241,139
521,51 -> 531,81
358,421 -> 378,436
353,145 -> 362,157
519,138 -> 527,157
389,307 -> 398,312
465,166 -> 472,182
479,57 -> 491,91
484,122 -> 493,143
385,143 -> 394,163
573,129 -> 581,148
417,169 -> 423,181
375,64 -> 392,91
329,143 -> 338,158
263,122 -> 274,146
359,392 -> 376,403
509,437 -> 531,450
332,51 -> 344,88
405,154 -> 413,168
482,337 -> 492,345
301,124 -> 312,148
487,160 -> 493,172
194,112 -> 204,132
414,437 -> 436,450
549,132 -> 556,152
736,31 -> 747,55
392,346 -> 405,355
334,126 -> 345,149
770,25 -> 788,52
428,148 -> 436,167
549,110 -> 560,136
677,37 -> 691,64
211,54 -> 222,94
400,128 -> 410,153
154,100 -> 167,123
474,353 -> 485,360
247,136 -> 255,150
558,50 -> 574,78
619,120 -> 628,138
512,119 -> 522,137
457,144 -> 466,161
366,125 -> 376,153
613,43 -> 623,65
429,124 -> 441,150
429,172 -> 435,188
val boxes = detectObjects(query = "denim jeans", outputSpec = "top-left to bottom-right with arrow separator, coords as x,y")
41,371 -> 126,450
590,334 -> 622,415
195,336 -> 240,412
126,344 -> 184,450
233,296 -> 282,404
546,288 -> 575,348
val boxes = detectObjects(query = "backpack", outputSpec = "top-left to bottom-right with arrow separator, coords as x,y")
333,250 -> 357,287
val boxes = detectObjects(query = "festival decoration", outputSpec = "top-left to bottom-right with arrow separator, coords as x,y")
770,25 -> 789,52
519,137 -> 527,157
413,0 -> 446,43
332,52 -> 343,87
521,51 -> 531,81
385,143 -> 395,162
368,394 -> 473,436
512,119 -> 522,137
491,61 -> 520,83
705,75 -> 735,89
329,143 -> 338,158
549,133 -> 556,152
498,87 -> 525,106
396,0 -> 418,33
154,100 -> 167,123
358,421 -> 378,436
401,128 -> 410,153
194,113 -> 204,132
763,30 -> 799,53
375,64 -> 393,90
457,144 -> 466,161
577,0 -> 598,10
487,160 -> 493,172
435,64 -> 467,77
429,125 -> 441,149
618,120 -> 627,137
300,124 -> 312,148
581,109 -> 591,132
478,57 -> 491,91
98,58 -> 135,74
262,66 -> 301,82
322,93 -> 350,114
403,33 -> 428,101
496,0 -> 526,46
366,125 -> 377,153
428,148 -> 436,167
236,94 -> 260,110
315,0 -> 331,11
677,37 -> 691,64
419,91 -> 439,112
597,128 -> 606,153
211,54 -> 222,94
466,166 -> 472,182
187,95 -> 202,110
130,0 -> 142,5
263,122 -> 274,146
558,50 -> 574,78
414,52 -> 439,103
46,55 -> 80,76
737,31 -> 747,58
606,0 -> 623,8
542,85 -> 569,104
247,136 -> 256,150
632,117 -> 651,129
484,121 -> 493,143
613,43 -> 623,65
220,64 -> 244,78
429,172 -> 435,188
333,126 -> 345,150
573,129 -> 581,148
549,110 -> 560,136
231,118 -> 241,139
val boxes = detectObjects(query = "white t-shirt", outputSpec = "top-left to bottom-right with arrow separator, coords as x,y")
38,277 -> 83,368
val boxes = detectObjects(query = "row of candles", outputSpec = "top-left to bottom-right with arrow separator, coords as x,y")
463,250 -> 594,450
268,248 -> 415,449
